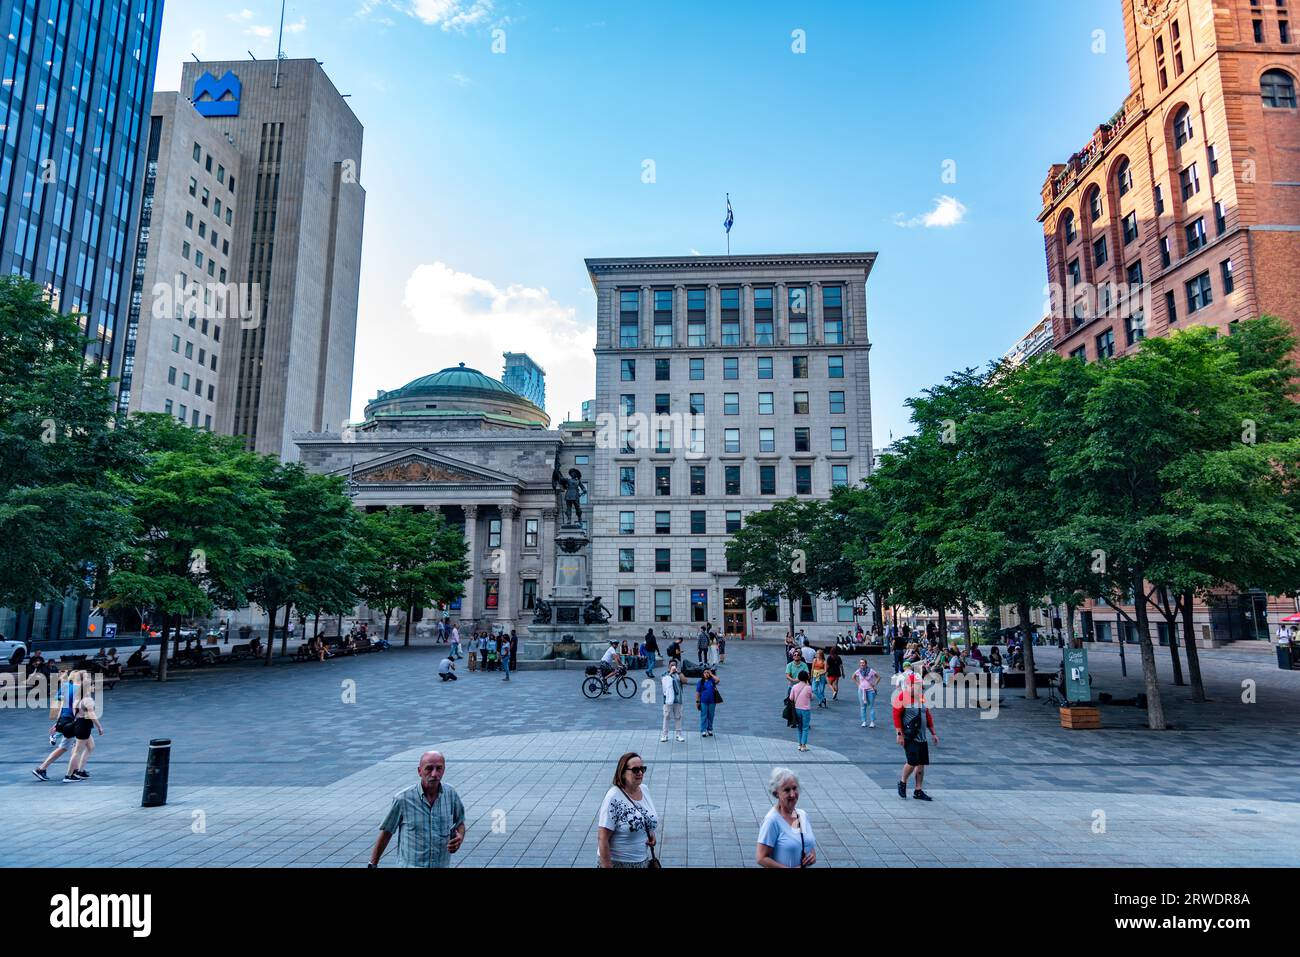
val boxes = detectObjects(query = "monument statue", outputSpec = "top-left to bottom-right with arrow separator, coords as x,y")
583,596 -> 612,625
532,599 -> 553,625
551,454 -> 587,525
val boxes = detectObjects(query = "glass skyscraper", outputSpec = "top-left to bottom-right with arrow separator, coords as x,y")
0,0 -> 164,379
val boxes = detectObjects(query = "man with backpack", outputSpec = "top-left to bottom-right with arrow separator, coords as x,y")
893,667 -> 939,801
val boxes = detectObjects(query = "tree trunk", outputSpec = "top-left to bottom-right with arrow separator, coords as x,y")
281,603 -> 292,657
1179,589 -> 1207,703
1018,598 -> 1038,700
314,612 -> 320,641
383,608 -> 392,642
404,605 -> 413,647
874,590 -> 884,631
1131,568 -> 1166,730
263,605 -> 278,665
1162,603 -> 1184,686
937,605 -> 948,647
156,611 -> 171,683
961,598 -> 971,647
1066,603 -> 1078,646
789,596 -> 797,639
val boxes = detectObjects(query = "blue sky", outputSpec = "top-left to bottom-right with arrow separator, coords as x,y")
155,0 -> 1130,442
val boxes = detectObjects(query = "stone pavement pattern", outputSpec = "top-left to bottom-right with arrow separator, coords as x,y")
2,640 -> 1298,867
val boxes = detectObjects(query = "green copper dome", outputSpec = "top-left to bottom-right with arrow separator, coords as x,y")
392,363 -> 520,399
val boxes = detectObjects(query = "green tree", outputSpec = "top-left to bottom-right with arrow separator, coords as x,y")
357,507 -> 468,646
726,499 -> 818,631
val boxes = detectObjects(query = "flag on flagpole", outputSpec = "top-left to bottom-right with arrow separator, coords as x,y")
723,194 -> 734,233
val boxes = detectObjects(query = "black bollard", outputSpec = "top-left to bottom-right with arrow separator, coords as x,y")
141,738 -> 171,807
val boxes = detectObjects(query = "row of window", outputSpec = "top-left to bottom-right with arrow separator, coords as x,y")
620,389 -> 849,418
618,355 -> 848,382
618,426 -> 851,455
618,461 -> 852,497
166,365 -> 216,402
162,399 -> 212,430
184,210 -> 231,254
611,590 -> 842,624
618,284 -> 846,347
170,334 -> 220,372
191,141 -> 236,193
618,509 -> 745,535
619,546 -> 730,574
179,239 -> 230,280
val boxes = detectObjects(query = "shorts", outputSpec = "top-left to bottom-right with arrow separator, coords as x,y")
73,718 -> 93,740
903,740 -> 929,766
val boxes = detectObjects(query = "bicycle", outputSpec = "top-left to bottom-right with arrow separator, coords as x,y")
582,664 -> 637,699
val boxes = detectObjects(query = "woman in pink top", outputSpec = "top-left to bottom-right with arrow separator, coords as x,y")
788,671 -> 814,751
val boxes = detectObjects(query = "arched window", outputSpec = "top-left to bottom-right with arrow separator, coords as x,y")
1086,186 -> 1104,223
1261,69 -> 1297,109
1173,106 -> 1194,147
1116,159 -> 1133,197
1062,210 -> 1077,244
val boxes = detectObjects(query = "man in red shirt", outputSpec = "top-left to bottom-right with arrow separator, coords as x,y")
893,669 -> 939,801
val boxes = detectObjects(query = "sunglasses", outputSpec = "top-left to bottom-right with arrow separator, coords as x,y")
626,766 -> 647,774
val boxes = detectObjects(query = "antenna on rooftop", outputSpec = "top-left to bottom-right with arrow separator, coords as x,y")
273,0 -> 287,88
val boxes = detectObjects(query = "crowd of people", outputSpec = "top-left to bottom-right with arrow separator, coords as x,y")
437,619 -> 517,682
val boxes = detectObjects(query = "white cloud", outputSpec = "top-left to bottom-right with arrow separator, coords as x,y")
248,24 -> 274,39
285,18 -> 307,34
450,72 -> 471,87
893,195 -> 967,229
409,0 -> 494,31
361,262 -> 593,423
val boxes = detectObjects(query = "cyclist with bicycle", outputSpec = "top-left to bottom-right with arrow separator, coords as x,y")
599,641 -> 623,682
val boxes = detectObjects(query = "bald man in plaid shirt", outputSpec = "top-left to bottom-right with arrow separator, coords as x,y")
369,751 -> 466,868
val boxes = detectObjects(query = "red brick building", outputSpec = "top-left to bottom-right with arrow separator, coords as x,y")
1038,0 -> 1299,644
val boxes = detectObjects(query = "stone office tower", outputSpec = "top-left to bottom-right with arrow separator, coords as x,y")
586,254 -> 877,641
178,58 -> 365,460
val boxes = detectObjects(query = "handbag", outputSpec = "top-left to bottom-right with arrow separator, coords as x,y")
782,696 -> 795,726
618,787 -> 661,869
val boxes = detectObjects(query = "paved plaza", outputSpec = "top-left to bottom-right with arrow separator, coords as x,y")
2,640 -> 1298,867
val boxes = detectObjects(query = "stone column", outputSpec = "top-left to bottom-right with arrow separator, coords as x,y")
640,284 -> 652,350
674,283 -> 686,349
608,286 -> 620,347
540,507 -> 557,596
775,282 -> 788,346
847,280 -> 857,344
461,505 -> 478,627
498,504 -> 518,629
741,282 -> 754,347
708,283 -> 720,347
809,281 -> 822,346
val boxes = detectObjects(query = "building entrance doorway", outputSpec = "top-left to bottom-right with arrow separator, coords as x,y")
723,589 -> 747,638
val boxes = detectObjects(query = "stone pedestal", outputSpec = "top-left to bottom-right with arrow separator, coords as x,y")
522,521 -> 613,661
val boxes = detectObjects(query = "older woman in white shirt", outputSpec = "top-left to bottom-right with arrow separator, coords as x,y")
756,767 -> 816,868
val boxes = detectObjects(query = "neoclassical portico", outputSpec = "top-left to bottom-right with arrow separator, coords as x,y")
295,364 -> 593,635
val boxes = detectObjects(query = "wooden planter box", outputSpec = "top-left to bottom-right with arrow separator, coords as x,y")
1060,706 -> 1101,730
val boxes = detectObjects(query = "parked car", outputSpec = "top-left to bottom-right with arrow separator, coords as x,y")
1,635 -> 27,666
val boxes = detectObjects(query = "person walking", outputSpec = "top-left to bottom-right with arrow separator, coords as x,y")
498,634 -> 511,682
449,623 -> 461,660
477,632 -> 491,671
853,658 -> 881,728
826,647 -> 843,700
597,752 -> 658,868
643,627 -> 659,679
788,670 -> 814,752
892,627 -> 906,674
785,652 -> 806,686
369,751 -> 466,867
717,632 -> 727,664
894,670 -> 939,801
63,680 -> 104,782
660,659 -> 685,743
696,626 -> 709,666
756,767 -> 816,868
811,650 -> 828,709
706,635 -> 720,668
33,670 -> 81,781
696,666 -> 720,737
666,635 -> 683,669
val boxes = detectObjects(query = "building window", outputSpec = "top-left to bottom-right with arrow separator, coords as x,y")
653,289 -> 673,347
1215,200 -> 1227,235
524,519 -> 539,548
794,427 -> 811,452
792,355 -> 808,379
1186,271 -> 1213,312
832,464 -> 849,487
800,595 -> 816,622
1070,345 -> 1087,361
723,392 -> 740,415
757,356 -> 773,379
619,590 -> 636,623
830,427 -> 847,452
1180,163 -> 1200,200
689,357 -> 704,380
655,393 -> 670,415
725,466 -> 741,496
1122,211 -> 1139,244
1281,20 -> 1291,43
690,465 -> 706,495
188,177 -> 197,196
691,548 -> 707,573
1221,258 -> 1235,294
687,288 -> 706,346
621,429 -> 637,454
720,287 -> 740,345
795,465 -> 813,495
1165,290 -> 1178,324
829,391 -> 845,414
619,511 -> 635,535
760,465 -> 777,495
689,393 -> 705,414
1088,189 -> 1103,222
655,511 -> 671,535
1093,235 -> 1108,267
823,285 -> 844,343
620,467 -> 636,496
655,590 -> 672,622
1262,69 -> 1297,107
167,366 -> 176,384
656,428 -> 671,454
724,428 -> 741,454
1095,329 -> 1116,358
754,287 -> 774,344
725,510 -> 742,533
759,428 -> 775,453
620,394 -> 636,417
690,429 -> 705,456
655,358 -> 670,381
1063,210 -> 1077,244
619,290 -> 640,347
620,359 -> 635,381
1125,311 -> 1146,346
1068,259 -> 1082,287
1126,260 -> 1144,286
655,466 -> 671,496
487,518 -> 501,548
1160,236 -> 1172,268
1116,159 -> 1133,196
788,286 -> 808,344
1154,184 -> 1164,215
827,355 -> 845,379
1185,217 -> 1207,252
793,392 -> 809,414
723,357 -> 738,380
1254,18 -> 1265,41
1174,106 -> 1194,147
1207,144 -> 1219,176
522,579 -> 538,610
758,392 -> 774,415
691,510 -> 706,534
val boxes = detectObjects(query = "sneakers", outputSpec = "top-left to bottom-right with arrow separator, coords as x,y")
675,734 -> 684,742
62,775 -> 79,783
861,721 -> 867,728
73,769 -> 90,779
869,722 -> 876,729
701,732 -> 707,738
913,790 -> 933,801
32,768 -> 48,782
897,780 -> 907,799
660,735 -> 669,743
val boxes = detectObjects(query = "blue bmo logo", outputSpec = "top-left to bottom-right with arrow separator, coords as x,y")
193,71 -> 241,117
